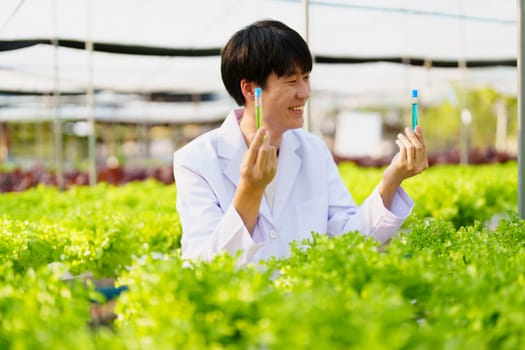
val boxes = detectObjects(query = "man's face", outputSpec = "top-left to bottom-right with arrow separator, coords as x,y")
261,70 -> 310,134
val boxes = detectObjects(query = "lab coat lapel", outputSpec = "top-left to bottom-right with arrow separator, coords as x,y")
217,110 -> 273,221
218,110 -> 245,188
273,131 -> 301,221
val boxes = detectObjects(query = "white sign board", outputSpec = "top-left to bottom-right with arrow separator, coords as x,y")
333,111 -> 382,158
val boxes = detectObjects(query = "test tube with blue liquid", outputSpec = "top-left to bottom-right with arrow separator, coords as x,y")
411,89 -> 418,131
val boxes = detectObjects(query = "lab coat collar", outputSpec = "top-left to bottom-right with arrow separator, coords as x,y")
217,108 -> 302,224
218,109 -> 246,188
273,130 -> 300,221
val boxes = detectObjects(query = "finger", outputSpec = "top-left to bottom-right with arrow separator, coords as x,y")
404,127 -> 424,161
257,141 -> 278,177
256,150 -> 268,177
258,130 -> 276,168
413,125 -> 426,148
245,128 -> 267,166
262,129 -> 270,147
414,125 -> 424,136
404,127 -> 427,166
395,139 -> 407,164
404,127 -> 424,148
397,132 -> 414,163
255,133 -> 272,170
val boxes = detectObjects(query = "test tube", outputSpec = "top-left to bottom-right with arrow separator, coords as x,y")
411,89 -> 419,131
255,87 -> 263,130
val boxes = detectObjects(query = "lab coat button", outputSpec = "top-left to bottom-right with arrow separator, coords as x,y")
269,230 -> 278,239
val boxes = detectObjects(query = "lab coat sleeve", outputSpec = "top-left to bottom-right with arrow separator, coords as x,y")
173,155 -> 264,265
324,148 -> 414,243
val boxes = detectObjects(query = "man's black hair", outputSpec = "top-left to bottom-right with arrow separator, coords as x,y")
221,20 -> 313,106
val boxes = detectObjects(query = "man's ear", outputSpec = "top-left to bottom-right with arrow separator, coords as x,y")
240,79 -> 257,103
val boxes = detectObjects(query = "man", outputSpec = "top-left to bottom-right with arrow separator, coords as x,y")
173,20 -> 428,265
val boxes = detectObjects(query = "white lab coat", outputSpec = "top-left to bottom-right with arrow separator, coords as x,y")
173,108 -> 413,265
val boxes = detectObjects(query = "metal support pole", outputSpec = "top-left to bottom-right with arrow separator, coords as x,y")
518,0 -> 525,218
86,0 -> 96,185
52,0 -> 64,190
302,0 -> 312,133
458,0 -> 469,165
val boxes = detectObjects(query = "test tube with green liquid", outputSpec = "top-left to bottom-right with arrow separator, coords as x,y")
255,87 -> 263,130
411,89 -> 418,131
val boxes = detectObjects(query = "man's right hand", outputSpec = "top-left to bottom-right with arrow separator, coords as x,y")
240,128 -> 277,190
233,128 -> 277,234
